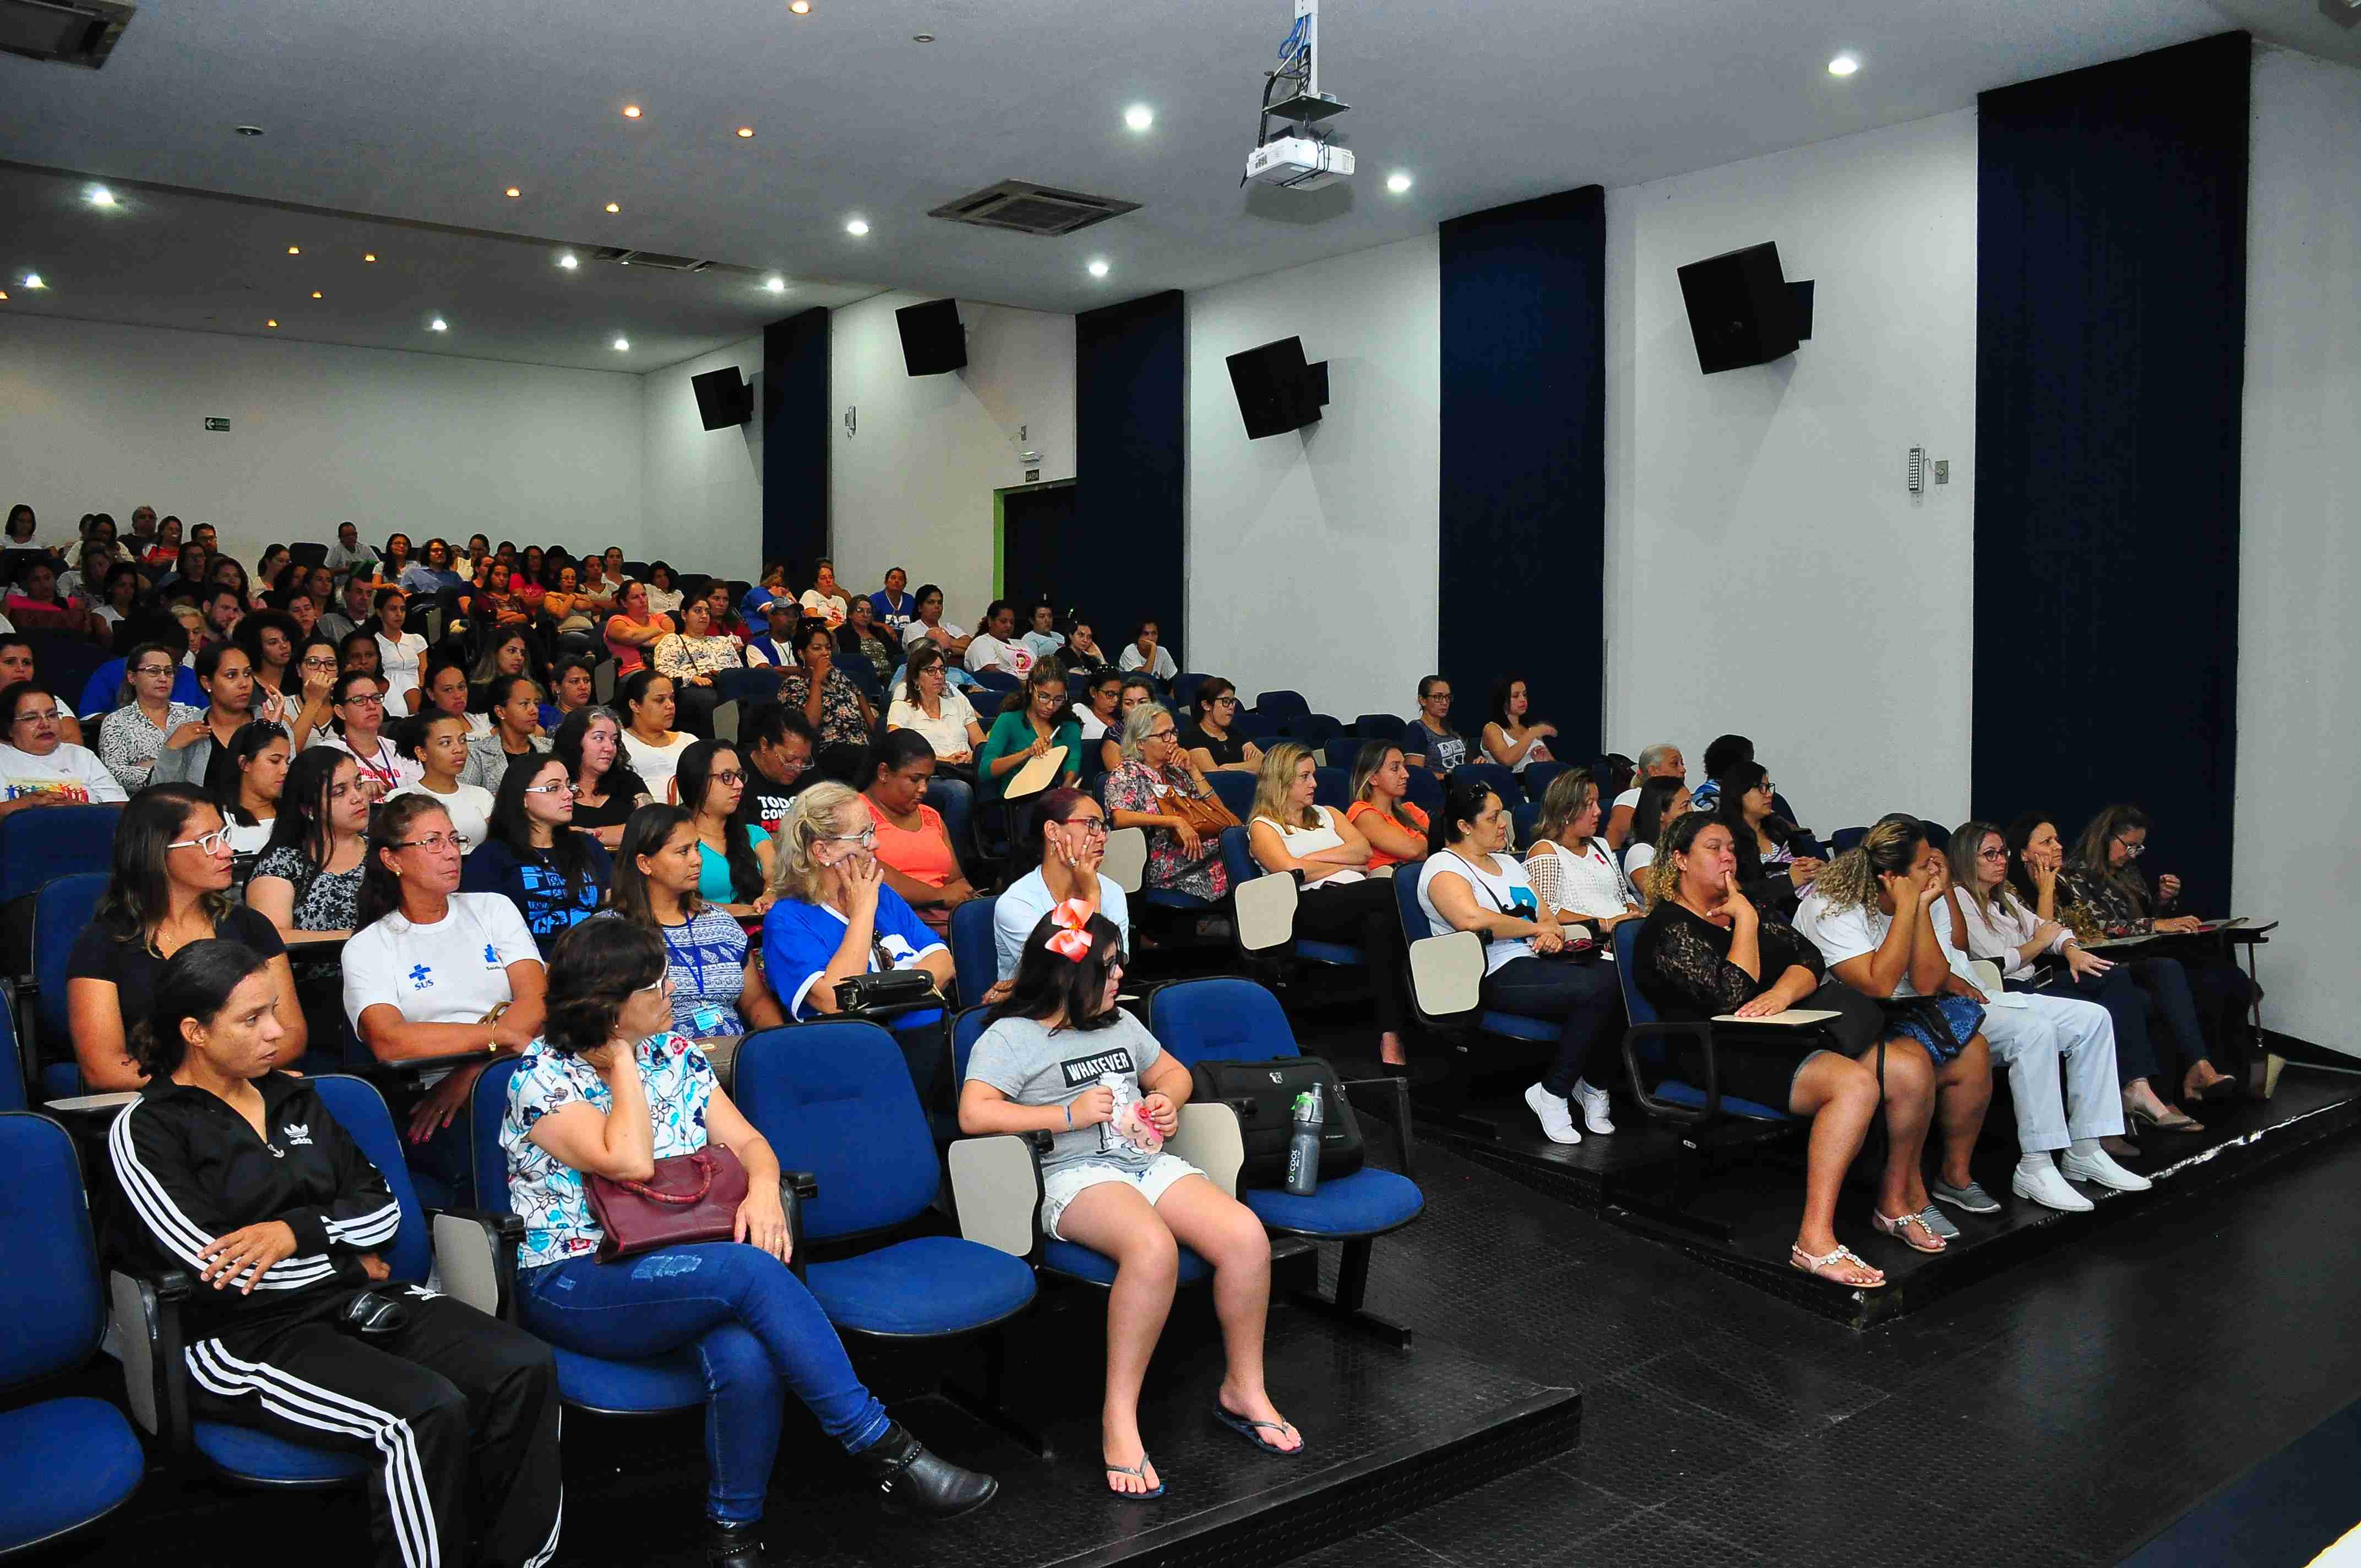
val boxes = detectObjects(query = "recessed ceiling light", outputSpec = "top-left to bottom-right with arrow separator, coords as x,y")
286,246 -> 300,255
1827,54 -> 1859,76
844,217 -> 869,236
736,126 -> 755,138
311,291 -> 323,299
1385,171 -> 1413,194
788,1 -> 810,13
363,252 -> 377,262
429,318 -> 447,331
1087,259 -> 1109,277
912,32 -> 934,42
235,124 -> 264,137
265,318 -> 278,328
605,202 -> 621,214
765,275 -> 787,293
23,274 -> 45,290
613,337 -> 630,351
558,253 -> 579,270
622,104 -> 642,119
1124,104 -> 1154,132
505,186 -> 521,198
86,186 -> 116,207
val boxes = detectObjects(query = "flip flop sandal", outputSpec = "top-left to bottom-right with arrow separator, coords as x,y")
1104,1456 -> 1165,1501
1789,1243 -> 1884,1287
1872,1208 -> 1947,1254
1212,1405 -> 1304,1456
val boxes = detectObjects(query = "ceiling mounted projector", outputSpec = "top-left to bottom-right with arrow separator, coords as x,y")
1243,0 -> 1352,190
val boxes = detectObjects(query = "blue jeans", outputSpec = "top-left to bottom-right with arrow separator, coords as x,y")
1481,955 -> 1624,1097
520,1243 -> 890,1523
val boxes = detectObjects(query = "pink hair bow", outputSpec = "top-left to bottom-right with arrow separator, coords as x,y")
1044,898 -> 1096,963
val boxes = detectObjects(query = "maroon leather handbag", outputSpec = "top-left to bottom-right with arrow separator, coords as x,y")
585,1145 -> 750,1262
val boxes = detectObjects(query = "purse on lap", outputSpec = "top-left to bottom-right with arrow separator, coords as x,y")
585,1145 -> 750,1261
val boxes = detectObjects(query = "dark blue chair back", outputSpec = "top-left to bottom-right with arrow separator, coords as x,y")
21,635 -> 110,725
969,668 -> 1019,694
733,1022 -> 937,1242
1392,862 -> 1435,945
1217,825 -> 1258,891
1522,760 -> 1568,803
0,805 -> 122,904
308,1076 -> 434,1286
1830,826 -> 1867,852
1920,820 -> 1952,852
1402,766 -> 1444,821
1207,770 -> 1256,821
1171,673 -> 1210,715
1511,801 -> 1541,852
1254,690 -> 1308,722
1323,737 -> 1362,769
949,896 -> 998,1008
35,873 -> 107,1046
1451,761 -> 1522,809
1312,766 -> 1351,812
1352,714 -> 1407,747
468,1054 -> 526,1213
1235,710 -> 1283,741
1612,919 -> 1656,1026
1148,978 -> 1298,1069
928,778 -> 973,867
1079,736 -> 1112,789
951,1005 -> 992,1086
0,1113 -> 105,1386
0,1005 -> 24,1113
1293,714 -> 1341,749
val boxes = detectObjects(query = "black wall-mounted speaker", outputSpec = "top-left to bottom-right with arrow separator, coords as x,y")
689,366 -> 754,430
1227,336 -> 1327,439
1676,242 -> 1802,374
895,298 -> 967,375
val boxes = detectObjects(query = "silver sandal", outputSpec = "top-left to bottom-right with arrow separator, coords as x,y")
1789,1243 -> 1885,1286
1872,1208 -> 1947,1253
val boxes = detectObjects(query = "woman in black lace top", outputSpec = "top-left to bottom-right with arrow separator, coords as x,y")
1631,815 -> 1932,1288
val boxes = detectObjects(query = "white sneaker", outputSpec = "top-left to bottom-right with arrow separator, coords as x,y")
1524,1083 -> 1581,1145
1570,1079 -> 1616,1136
2061,1146 -> 2152,1192
2011,1157 -> 2095,1213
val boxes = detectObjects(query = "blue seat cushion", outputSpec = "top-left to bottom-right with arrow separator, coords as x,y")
1296,941 -> 1363,967
1241,1167 -> 1424,1237
193,1417 -> 369,1482
1478,1010 -> 1560,1043
1652,1080 -> 1794,1122
0,1398 -> 145,1546
551,1346 -> 707,1413
804,1237 -> 1036,1337
1042,1238 -> 1210,1287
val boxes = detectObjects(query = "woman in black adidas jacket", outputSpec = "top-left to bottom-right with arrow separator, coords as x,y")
108,938 -> 563,1568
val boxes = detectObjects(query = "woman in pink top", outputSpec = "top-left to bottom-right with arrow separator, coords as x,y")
602,580 -> 673,674
861,730 -> 979,933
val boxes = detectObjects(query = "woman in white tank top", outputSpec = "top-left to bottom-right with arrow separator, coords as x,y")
1481,676 -> 1557,774
1522,769 -> 1642,948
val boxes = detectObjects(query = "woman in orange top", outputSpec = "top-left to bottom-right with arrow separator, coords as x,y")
861,729 -> 980,932
1345,741 -> 1430,872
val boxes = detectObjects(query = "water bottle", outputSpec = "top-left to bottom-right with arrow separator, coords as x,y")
1285,1085 -> 1324,1196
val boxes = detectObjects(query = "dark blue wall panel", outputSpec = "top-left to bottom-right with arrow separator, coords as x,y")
762,307 -> 830,577
1075,290 -> 1185,662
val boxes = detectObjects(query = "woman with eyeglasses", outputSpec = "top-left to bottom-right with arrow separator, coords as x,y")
761,782 -> 954,1026
652,594 -> 740,740
372,587 -> 427,717
859,729 -> 976,934
460,673 -> 552,791
676,739 -> 777,924
607,803 -> 786,1038
1101,703 -> 1231,902
961,906 -> 1297,1500
344,794 -> 548,1198
992,787 -> 1130,987
1179,677 -> 1264,776
779,619 -> 874,753
385,710 -> 493,857
836,595 -> 896,687
460,754 -> 614,954
0,677 -> 129,813
1070,667 -> 1125,750
887,644 -> 987,769
977,665 -> 1080,808
97,640 -> 207,791
249,749 -> 373,955
284,633 -> 342,753
1706,760 -> 1825,915
66,783 -> 302,1090
553,705 -> 650,852
313,671 -> 418,802
1404,675 -> 1466,776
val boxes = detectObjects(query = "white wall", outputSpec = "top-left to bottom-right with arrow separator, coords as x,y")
826,292 -> 1074,623
640,336 -> 764,580
1185,234 -> 1441,719
0,314 -> 644,568
2234,47 -> 2361,1054
1604,110 -> 1980,837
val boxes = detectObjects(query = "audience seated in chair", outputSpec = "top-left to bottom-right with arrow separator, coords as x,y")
1607,742 -> 1685,852
602,579 -> 673,677
780,618 -> 875,753
1480,674 -> 1557,776
798,557 -> 853,629
1071,665 -> 1125,751
459,752 -> 615,955
960,906 -> 1299,1498
1620,776 -> 1693,891
606,803 -> 786,1037
1707,760 -> 1824,916
460,673 -> 552,790
218,721 -> 291,881
654,595 -> 739,739
149,643 -> 285,788
556,704 -> 651,851
977,663 -> 1080,807
965,600 -> 1036,679
310,671 -> 417,802
1118,619 -> 1179,682
761,781 -> 954,1022
886,643 -> 987,789
618,668 -> 697,805
735,703 -> 816,841
371,587 -> 427,716
247,748 -> 371,974
0,676 -> 126,806
383,709 -> 494,856
1404,674 -> 1468,776
859,729 -> 978,934
900,582 -> 974,666
1634,813 -> 1936,1286
1416,774 -> 1623,1144
1523,767 -> 1645,941
1180,677 -> 1265,775
504,918 -> 993,1565
1101,703 -> 1232,903
1346,740 -> 1429,873
994,786 -> 1131,989
110,938 -> 565,1568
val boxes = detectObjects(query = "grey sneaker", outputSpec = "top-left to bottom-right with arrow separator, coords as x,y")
1930,1178 -> 2001,1216
1917,1205 -> 1961,1241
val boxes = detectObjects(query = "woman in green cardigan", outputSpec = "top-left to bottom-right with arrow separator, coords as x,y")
976,664 -> 1081,807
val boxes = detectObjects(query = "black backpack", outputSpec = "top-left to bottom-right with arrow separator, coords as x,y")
1187,1056 -> 1364,1188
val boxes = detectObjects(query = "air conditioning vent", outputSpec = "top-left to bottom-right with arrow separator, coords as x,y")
927,180 -> 1141,237
591,247 -> 712,273
0,0 -> 135,68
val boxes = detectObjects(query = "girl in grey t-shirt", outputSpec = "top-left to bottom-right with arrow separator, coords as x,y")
958,901 -> 1303,1499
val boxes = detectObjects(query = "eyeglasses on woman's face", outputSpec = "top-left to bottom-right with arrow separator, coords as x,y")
822,826 -> 879,850
1977,847 -> 2009,862
522,780 -> 579,797
710,769 -> 746,787
2113,836 -> 2146,858
132,662 -> 176,679
11,706 -> 64,727
393,832 -> 470,855
167,825 -> 237,855
1056,816 -> 1111,839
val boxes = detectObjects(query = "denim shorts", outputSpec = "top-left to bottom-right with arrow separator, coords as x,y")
1040,1154 -> 1205,1239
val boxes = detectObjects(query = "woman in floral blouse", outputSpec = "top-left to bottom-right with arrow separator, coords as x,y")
1100,702 -> 1230,903
780,617 -> 874,752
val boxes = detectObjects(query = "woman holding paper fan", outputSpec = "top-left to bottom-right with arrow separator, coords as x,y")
1633,814 -> 1928,1286
977,664 -> 1080,807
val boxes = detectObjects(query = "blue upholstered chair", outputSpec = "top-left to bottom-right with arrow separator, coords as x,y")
1149,978 -> 1424,1346
1292,714 -> 1342,749
0,1113 -> 145,1553
1311,766 -> 1351,812
950,895 -> 1000,1009
1510,801 -> 1541,854
1218,826 -> 1366,972
1450,761 -> 1522,809
1253,690 -> 1309,725
30,872 -> 105,1099
1170,672 -> 1210,715
1402,766 -> 1444,823
1234,710 -> 1284,742
1352,714 -> 1407,747
0,998 -> 26,1113
1609,921 -> 1798,1126
111,1075 -> 508,1488
1323,737 -> 1362,769
1206,770 -> 1256,822
1521,760 -> 1568,803
1830,825 -> 1869,852
1389,865 -> 1560,1055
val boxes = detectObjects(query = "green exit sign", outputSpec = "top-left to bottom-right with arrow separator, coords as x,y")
204,417 -> 230,432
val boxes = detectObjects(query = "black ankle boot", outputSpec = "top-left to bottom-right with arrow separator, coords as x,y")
705,1517 -> 766,1568
852,1421 -> 998,1518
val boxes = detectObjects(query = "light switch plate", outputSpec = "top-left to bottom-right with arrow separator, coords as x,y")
1934,459 -> 1950,484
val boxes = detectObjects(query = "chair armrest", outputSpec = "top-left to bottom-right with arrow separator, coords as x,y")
782,1172 -> 815,1282
107,1265 -> 192,1451
1336,1074 -> 1417,1182
1167,1102 -> 1243,1198
1620,1020 -> 1721,1126
1233,872 -> 1299,954
428,1207 -> 522,1320
946,1134 -> 1045,1263
1407,930 -> 1484,1018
